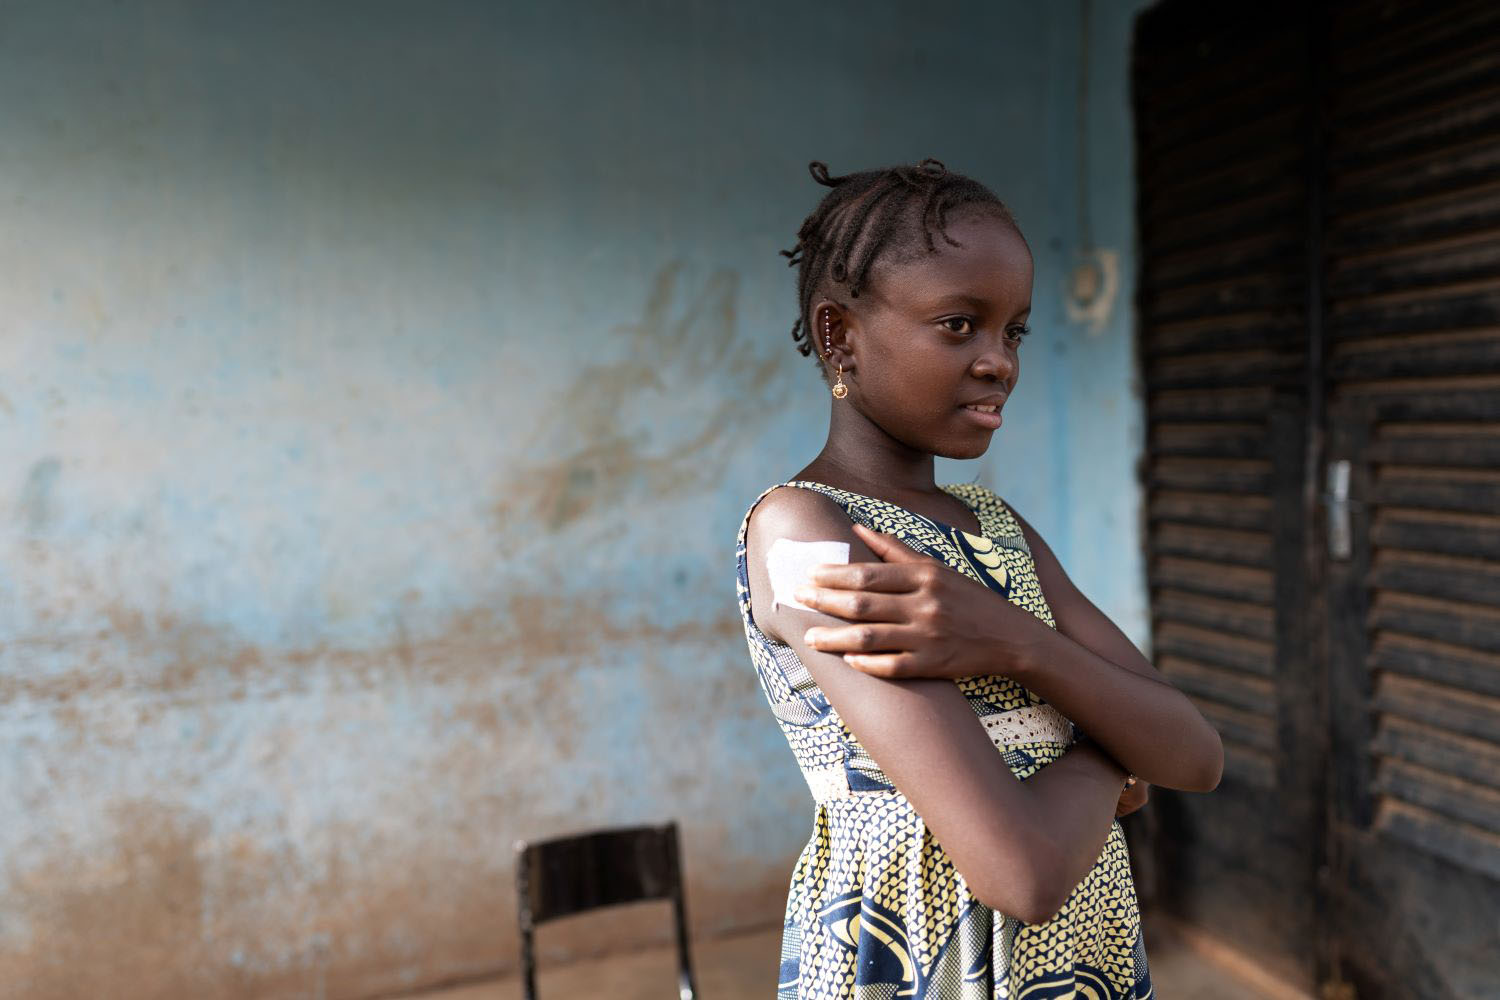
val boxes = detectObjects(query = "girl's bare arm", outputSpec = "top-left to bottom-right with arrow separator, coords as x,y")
1004,505 -> 1224,794
791,508 -> 1223,793
746,487 -> 1127,925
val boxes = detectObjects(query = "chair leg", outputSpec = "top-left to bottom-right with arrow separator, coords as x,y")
519,924 -> 538,1000
672,890 -> 698,1000
665,824 -> 698,1000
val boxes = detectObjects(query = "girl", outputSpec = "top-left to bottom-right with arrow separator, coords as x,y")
735,159 -> 1223,999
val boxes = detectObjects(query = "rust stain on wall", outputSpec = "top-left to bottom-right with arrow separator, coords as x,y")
493,262 -> 784,535
1,801 -> 219,999
0,800 -> 535,1000
1,588 -> 741,708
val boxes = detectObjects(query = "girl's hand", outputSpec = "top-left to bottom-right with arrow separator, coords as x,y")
795,523 -> 1045,680
1115,779 -> 1149,818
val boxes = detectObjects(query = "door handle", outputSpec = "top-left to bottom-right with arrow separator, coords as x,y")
1324,459 -> 1352,560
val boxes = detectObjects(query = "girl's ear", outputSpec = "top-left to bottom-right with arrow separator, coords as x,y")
813,300 -> 854,371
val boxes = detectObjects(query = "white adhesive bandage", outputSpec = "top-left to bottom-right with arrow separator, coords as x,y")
766,538 -> 850,612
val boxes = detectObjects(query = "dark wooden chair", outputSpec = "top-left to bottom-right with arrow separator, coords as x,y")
514,821 -> 698,1000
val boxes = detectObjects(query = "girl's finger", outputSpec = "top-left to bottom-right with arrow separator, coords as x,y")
792,587 -> 914,622
841,651 -> 921,679
803,623 -> 919,654
805,561 -> 924,592
1114,782 -> 1149,818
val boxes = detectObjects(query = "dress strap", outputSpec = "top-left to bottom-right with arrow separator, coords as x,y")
939,482 -> 1030,550
779,480 -> 960,562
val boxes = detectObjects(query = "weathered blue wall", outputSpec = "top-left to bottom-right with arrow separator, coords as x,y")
0,1 -> 1151,996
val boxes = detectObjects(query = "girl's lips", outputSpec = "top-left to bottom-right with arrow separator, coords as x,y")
960,404 -> 1003,429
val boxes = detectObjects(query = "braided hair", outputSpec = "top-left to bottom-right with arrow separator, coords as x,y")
780,159 -> 1018,370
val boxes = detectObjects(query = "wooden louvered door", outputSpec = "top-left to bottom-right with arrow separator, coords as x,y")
1320,2 -> 1500,995
1136,0 -> 1500,995
1132,2 -> 1324,988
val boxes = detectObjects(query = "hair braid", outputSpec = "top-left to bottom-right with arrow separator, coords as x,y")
779,158 -> 1016,368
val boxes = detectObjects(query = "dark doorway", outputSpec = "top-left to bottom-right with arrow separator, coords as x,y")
1133,2 -> 1500,997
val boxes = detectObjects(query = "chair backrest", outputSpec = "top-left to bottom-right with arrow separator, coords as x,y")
514,821 -> 697,1000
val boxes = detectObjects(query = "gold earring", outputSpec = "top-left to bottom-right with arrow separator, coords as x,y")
831,362 -> 848,399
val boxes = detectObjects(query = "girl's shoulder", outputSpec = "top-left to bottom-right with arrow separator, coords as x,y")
735,480 -> 853,548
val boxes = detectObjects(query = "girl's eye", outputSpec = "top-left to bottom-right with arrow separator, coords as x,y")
940,316 -> 975,335
1006,325 -> 1032,342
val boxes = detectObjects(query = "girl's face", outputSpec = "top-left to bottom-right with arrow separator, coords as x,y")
835,211 -> 1033,461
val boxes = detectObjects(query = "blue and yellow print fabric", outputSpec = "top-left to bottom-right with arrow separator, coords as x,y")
736,481 -> 1152,999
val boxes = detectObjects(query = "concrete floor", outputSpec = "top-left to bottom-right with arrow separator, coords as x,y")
412,915 -> 1287,1000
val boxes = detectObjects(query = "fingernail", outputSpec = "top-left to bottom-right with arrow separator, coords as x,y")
803,628 -> 819,645
794,587 -> 813,602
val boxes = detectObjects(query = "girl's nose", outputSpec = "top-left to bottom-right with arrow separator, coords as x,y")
970,348 -> 1016,382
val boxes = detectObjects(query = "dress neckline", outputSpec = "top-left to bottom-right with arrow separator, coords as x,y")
782,478 -> 1000,541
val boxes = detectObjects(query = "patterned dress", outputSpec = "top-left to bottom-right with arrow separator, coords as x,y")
735,480 -> 1152,1000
